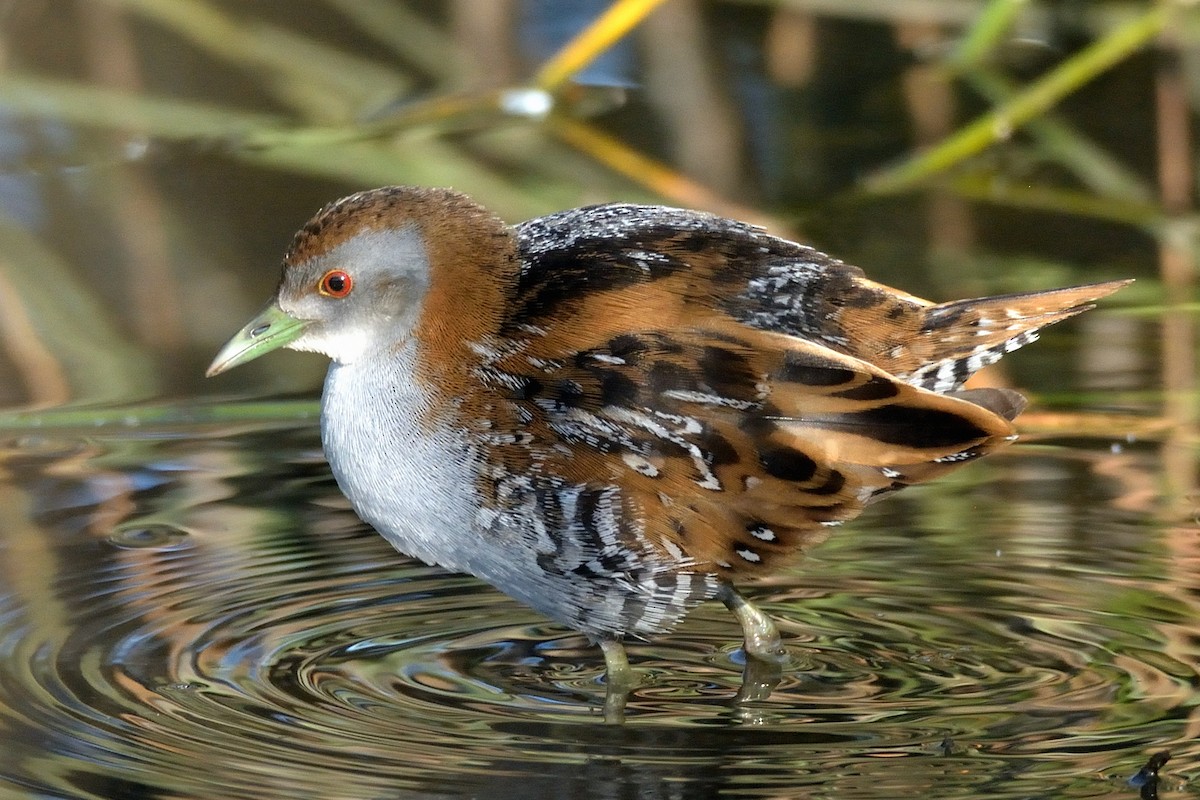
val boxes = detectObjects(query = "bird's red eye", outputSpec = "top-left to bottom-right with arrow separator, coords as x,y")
318,270 -> 353,298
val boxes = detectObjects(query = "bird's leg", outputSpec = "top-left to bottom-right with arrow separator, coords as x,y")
598,637 -> 636,686
597,637 -> 636,724
720,585 -> 788,664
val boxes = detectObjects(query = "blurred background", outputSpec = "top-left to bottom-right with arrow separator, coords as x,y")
0,0 -> 1186,411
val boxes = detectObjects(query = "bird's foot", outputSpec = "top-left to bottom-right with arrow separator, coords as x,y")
720,585 -> 789,665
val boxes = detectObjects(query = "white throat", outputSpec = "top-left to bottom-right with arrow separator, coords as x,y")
319,341 -> 479,570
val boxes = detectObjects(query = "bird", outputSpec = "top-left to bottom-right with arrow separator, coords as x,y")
207,185 -> 1128,684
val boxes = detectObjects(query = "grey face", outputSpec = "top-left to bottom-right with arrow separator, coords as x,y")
207,224 -> 433,375
279,224 -> 433,364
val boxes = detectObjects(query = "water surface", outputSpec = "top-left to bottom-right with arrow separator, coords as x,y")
0,410 -> 1193,798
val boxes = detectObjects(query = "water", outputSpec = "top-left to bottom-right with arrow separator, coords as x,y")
0,417 -> 1192,799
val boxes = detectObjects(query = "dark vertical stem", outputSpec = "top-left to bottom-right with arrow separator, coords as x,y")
1154,11 -> 1198,516
641,0 -> 745,197
896,21 -> 977,269
76,2 -> 181,369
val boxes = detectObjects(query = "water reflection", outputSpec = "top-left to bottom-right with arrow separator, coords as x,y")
0,419 -> 1193,798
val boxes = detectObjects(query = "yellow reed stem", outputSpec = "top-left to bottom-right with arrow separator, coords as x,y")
535,0 -> 671,92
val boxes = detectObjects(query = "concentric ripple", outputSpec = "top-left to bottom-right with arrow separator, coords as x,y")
0,424 -> 1196,799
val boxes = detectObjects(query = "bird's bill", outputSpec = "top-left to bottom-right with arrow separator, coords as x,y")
206,302 -> 309,377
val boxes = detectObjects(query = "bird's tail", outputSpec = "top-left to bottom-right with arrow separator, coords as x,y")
897,279 -> 1132,393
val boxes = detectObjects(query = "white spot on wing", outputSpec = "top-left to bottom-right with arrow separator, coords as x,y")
750,526 -> 777,542
622,452 -> 660,477
736,547 -> 762,563
591,353 -> 627,365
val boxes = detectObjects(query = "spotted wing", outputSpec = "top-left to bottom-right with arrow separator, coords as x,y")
477,322 -> 1019,580
495,205 -> 1121,578
467,204 -> 1122,636
513,202 -> 1129,394
732,273 -> 1132,393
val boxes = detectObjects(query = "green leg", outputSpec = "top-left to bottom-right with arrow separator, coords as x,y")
597,637 -> 636,724
720,585 -> 788,664
598,637 -> 636,686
